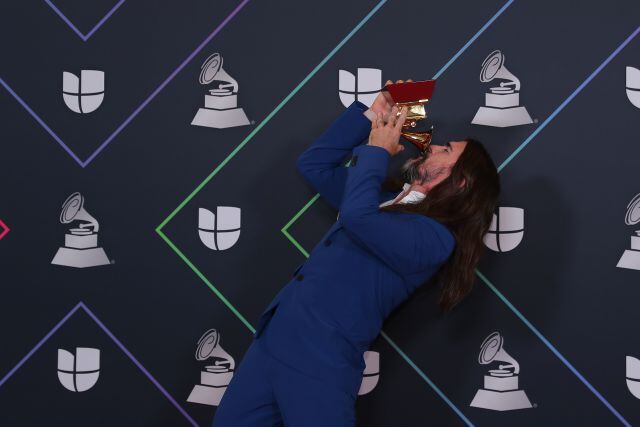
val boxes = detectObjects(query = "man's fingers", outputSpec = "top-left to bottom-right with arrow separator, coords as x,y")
384,79 -> 413,86
373,111 -> 383,128
386,106 -> 398,127
389,78 -> 412,85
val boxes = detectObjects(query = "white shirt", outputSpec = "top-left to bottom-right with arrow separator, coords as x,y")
336,183 -> 425,221
379,183 -> 426,207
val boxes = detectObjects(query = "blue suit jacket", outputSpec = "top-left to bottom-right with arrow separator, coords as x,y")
254,100 -> 456,396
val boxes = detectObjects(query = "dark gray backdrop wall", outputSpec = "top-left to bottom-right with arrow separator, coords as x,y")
0,0 -> 639,426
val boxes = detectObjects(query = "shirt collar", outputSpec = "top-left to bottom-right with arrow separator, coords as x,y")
398,183 -> 426,204
379,183 -> 426,207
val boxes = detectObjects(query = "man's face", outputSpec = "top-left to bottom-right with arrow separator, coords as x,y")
400,140 -> 468,190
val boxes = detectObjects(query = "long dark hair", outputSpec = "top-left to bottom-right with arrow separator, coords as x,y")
379,138 -> 500,312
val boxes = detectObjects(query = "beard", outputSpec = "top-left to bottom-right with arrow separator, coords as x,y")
400,151 -> 449,185
400,152 -> 429,184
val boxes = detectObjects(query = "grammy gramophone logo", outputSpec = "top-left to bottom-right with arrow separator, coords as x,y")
62,70 -> 105,114
616,193 -> 640,270
187,329 -> 235,406
51,192 -> 110,268
470,331 -> 533,411
471,50 -> 533,128
191,53 -> 250,128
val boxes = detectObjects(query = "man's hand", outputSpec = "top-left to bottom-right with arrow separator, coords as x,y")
367,105 -> 408,156
366,79 -> 413,122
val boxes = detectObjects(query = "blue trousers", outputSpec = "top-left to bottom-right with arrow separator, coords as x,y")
212,338 -> 356,427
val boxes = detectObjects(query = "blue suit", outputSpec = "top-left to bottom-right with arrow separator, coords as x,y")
213,100 -> 455,427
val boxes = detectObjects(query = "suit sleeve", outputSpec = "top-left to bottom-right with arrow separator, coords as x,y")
337,144 -> 455,275
296,100 -> 373,210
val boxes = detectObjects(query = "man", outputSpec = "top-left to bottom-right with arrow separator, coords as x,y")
213,80 -> 500,427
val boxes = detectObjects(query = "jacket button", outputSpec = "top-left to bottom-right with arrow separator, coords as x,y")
296,274 -> 304,281
324,239 -> 332,246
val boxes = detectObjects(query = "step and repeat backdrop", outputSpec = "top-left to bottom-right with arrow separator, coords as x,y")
0,0 -> 639,426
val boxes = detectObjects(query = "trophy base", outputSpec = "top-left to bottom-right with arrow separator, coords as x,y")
470,388 -> 533,411
471,106 -> 533,127
51,247 -> 110,268
187,384 -> 225,406
617,249 -> 640,270
191,107 -> 250,129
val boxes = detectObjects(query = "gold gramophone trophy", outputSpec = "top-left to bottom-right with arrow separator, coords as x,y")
381,79 -> 436,153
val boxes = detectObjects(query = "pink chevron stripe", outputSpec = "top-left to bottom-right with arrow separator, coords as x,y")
0,220 -> 9,240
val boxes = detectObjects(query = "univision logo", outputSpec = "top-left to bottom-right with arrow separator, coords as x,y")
57,347 -> 101,392
338,68 -> 382,108
62,70 -> 105,114
198,207 -> 241,251
626,356 -> 640,399
358,351 -> 380,396
626,67 -> 640,109
483,207 -> 524,252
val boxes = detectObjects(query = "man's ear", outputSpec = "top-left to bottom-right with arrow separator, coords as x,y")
458,178 -> 466,189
